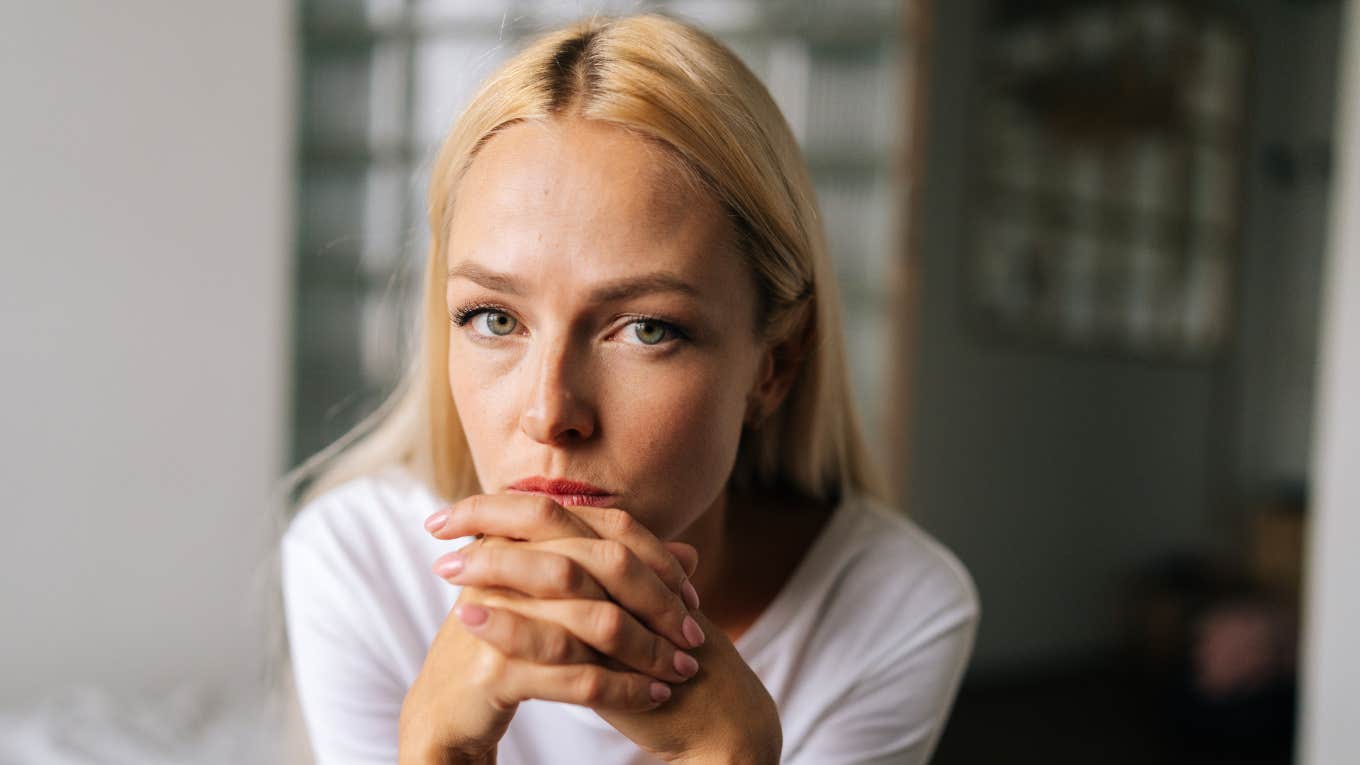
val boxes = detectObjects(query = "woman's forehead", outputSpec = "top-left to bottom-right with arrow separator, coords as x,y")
448,119 -> 739,287
459,120 -> 709,233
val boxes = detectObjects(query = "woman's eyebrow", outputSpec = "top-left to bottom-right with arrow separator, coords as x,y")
447,262 -> 700,303
589,272 -> 700,303
447,262 -> 522,294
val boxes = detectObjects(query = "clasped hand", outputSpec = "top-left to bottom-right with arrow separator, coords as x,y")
397,493 -> 781,765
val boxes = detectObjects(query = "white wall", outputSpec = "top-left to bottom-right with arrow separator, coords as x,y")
905,0 -> 1219,670
1299,1 -> 1360,761
903,0 -> 1341,672
0,2 -> 292,703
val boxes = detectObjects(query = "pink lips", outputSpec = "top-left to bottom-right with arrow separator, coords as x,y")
506,476 -> 616,508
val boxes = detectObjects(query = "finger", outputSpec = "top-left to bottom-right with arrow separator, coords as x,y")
454,602 -> 597,665
425,493 -> 598,542
527,537 -> 701,650
434,545 -> 608,601
486,595 -> 701,684
558,506 -> 696,608
498,660 -> 672,711
664,542 -> 699,578
664,543 -> 701,611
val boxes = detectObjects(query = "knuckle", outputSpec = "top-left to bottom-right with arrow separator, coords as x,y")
495,611 -> 523,645
469,649 -> 509,691
647,636 -> 666,674
529,495 -> 561,525
541,629 -> 575,664
662,593 -> 686,621
603,508 -> 636,537
597,540 -> 633,578
547,556 -> 582,595
591,603 -> 627,650
457,494 -> 484,520
574,667 -> 608,705
661,559 -> 686,591
467,545 -> 492,574
631,675 -> 656,707
649,595 -> 684,631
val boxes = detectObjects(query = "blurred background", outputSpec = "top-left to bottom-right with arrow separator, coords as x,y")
2,1 -> 1358,763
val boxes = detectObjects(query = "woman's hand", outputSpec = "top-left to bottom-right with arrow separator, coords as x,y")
399,494 -> 703,763
418,493 -> 783,764
595,607 -> 783,764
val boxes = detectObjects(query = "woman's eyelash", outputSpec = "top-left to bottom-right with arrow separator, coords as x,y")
449,303 -> 509,327
449,304 -> 689,342
626,315 -> 689,341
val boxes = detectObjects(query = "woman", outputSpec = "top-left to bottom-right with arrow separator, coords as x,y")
282,13 -> 978,765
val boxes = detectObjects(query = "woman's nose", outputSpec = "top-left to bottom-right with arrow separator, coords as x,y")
517,338 -> 596,445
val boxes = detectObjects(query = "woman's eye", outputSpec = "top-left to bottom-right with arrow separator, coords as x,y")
629,319 -> 672,346
476,311 -> 518,337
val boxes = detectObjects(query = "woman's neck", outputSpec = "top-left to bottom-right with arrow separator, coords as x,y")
674,487 -> 834,642
674,490 -> 729,625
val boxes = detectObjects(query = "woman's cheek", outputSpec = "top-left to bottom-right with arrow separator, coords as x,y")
447,347 -> 516,457
613,356 -> 737,440
613,363 -> 746,488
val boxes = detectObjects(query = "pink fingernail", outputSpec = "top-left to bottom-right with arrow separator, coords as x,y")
434,553 -> 464,579
649,682 -> 672,703
424,510 -> 448,533
682,616 -> 706,648
681,579 -> 701,611
455,603 -> 488,628
673,651 -> 699,678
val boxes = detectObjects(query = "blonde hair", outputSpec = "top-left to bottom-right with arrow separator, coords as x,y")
287,13 -> 886,511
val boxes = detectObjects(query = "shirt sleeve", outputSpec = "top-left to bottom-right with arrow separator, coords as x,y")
281,521 -> 407,765
788,570 -> 980,765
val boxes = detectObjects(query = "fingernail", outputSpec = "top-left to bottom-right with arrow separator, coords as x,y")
649,682 -> 672,703
682,615 -> 706,648
424,510 -> 448,533
681,579 -> 701,611
673,651 -> 699,678
434,553 -> 464,579
455,603 -> 488,628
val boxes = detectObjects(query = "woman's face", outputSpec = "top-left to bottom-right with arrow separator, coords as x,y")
444,118 -> 774,540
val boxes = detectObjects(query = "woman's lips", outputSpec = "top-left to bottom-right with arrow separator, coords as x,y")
507,490 -> 618,508
506,477 -> 616,508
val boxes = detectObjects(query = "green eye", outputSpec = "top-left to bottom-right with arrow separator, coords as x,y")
632,319 -> 668,345
481,312 -> 517,336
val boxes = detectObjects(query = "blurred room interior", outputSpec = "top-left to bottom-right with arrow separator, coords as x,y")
2,0 -> 1358,763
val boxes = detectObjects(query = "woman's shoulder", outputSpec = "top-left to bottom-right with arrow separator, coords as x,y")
820,493 -> 981,639
280,464 -> 456,703
282,463 -> 442,559
741,492 -> 978,697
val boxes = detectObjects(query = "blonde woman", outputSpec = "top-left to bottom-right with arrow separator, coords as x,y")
282,13 -> 978,765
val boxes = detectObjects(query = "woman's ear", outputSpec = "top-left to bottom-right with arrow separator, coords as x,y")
745,324 -> 810,429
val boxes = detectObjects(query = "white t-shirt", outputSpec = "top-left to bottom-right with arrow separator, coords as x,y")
282,465 -> 980,765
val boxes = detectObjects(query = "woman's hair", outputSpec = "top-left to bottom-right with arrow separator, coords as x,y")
287,12 -> 887,510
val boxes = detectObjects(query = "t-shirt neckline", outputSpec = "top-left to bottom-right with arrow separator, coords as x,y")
731,491 -> 860,659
